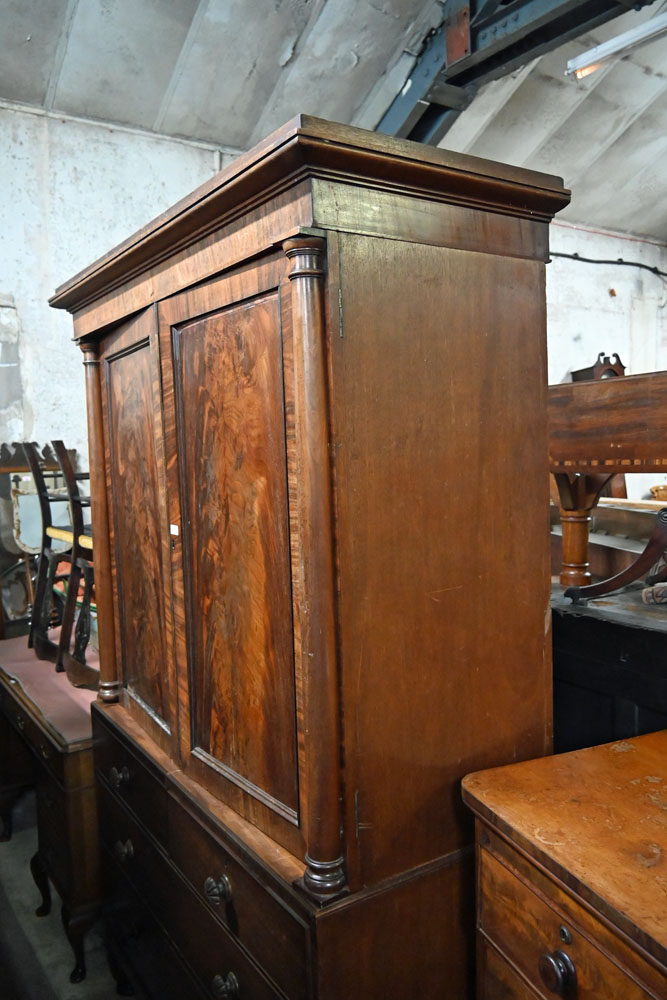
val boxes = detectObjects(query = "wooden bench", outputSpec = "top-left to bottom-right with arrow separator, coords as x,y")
548,370 -> 667,601
0,634 -> 99,983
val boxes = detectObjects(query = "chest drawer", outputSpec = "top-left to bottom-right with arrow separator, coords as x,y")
0,688 -> 65,783
160,867 -> 285,1000
36,770 -> 70,893
168,794 -> 309,1000
93,710 -> 168,844
480,937 -> 542,999
479,845 -> 659,999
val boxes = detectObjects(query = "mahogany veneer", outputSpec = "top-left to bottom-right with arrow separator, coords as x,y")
51,115 -> 569,997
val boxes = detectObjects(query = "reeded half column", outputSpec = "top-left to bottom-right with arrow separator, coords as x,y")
81,342 -> 118,702
284,236 -> 345,899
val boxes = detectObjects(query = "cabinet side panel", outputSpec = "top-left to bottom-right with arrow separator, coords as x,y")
104,330 -> 171,730
332,235 -> 552,886
173,291 -> 299,815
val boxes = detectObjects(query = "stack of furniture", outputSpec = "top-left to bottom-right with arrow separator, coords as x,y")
22,440 -> 97,683
0,441 -> 100,983
462,730 -> 667,998
50,115 -> 569,997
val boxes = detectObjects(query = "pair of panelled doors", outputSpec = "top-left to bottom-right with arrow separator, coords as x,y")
99,250 -> 305,858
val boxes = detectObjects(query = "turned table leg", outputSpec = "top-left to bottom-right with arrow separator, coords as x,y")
553,472 -> 613,588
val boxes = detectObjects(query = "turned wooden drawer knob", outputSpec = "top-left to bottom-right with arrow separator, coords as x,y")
538,949 -> 576,995
204,874 -> 233,906
109,765 -> 130,790
114,839 -> 134,864
211,971 -> 239,998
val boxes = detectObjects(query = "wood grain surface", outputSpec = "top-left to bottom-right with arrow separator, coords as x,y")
174,292 -> 298,815
331,233 -> 552,887
549,371 -> 667,472
103,312 -> 172,736
463,730 -> 667,969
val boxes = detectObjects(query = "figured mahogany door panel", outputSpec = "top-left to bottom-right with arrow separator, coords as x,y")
172,289 -> 299,819
101,307 -> 175,746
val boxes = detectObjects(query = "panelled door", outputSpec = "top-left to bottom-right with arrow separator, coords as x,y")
157,252 -> 306,858
99,305 -> 178,754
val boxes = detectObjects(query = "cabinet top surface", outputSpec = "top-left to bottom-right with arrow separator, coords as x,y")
50,114 -> 569,314
462,730 -> 667,960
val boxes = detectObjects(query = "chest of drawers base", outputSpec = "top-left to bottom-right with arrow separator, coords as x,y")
94,701 -> 476,999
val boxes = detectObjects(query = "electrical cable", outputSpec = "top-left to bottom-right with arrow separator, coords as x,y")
550,251 -> 667,280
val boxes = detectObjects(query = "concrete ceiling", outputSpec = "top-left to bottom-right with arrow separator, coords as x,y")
2,0 -> 667,240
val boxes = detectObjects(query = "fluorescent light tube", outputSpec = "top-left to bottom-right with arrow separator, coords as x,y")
566,10 -> 667,77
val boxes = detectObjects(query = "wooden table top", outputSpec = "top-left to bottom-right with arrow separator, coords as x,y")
462,731 -> 667,968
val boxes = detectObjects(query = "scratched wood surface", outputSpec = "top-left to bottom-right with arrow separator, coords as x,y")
173,292 -> 298,815
463,729 -> 667,967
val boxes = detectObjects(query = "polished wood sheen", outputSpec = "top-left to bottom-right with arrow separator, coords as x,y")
81,343 -> 118,701
463,732 -> 667,999
174,292 -> 298,814
101,310 -> 173,739
53,116 -> 569,996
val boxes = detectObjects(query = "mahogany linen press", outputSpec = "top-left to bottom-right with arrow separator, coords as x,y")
50,116 -> 569,998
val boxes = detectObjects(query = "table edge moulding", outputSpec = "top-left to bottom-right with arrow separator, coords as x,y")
50,115 -> 570,998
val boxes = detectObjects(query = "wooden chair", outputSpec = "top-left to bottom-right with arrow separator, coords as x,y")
20,441 -> 96,684
50,440 -> 97,687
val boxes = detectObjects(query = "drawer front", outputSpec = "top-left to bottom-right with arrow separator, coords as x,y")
169,796 -> 308,1000
480,847 -> 657,999
0,687 -> 65,784
103,849 -> 207,1000
93,711 -> 168,842
36,769 -> 99,907
0,711 -> 36,788
160,870 -> 284,1000
98,784 -> 167,907
36,771 -> 70,894
480,937 -> 542,999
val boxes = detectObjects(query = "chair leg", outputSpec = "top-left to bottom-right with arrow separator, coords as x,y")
56,559 -> 82,672
61,560 -> 98,688
33,550 -> 68,663
28,550 -> 49,650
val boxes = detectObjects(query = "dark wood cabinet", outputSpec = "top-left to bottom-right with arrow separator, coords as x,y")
51,116 -> 569,997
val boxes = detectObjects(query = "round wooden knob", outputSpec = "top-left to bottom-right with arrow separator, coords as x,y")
211,971 -> 239,998
538,949 -> 576,995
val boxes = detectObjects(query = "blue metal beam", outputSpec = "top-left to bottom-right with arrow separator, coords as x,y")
377,0 -> 657,144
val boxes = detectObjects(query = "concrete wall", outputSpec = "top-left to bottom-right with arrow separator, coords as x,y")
547,221 -> 667,498
547,221 -> 667,384
2,102 -> 666,495
0,102 -> 238,462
